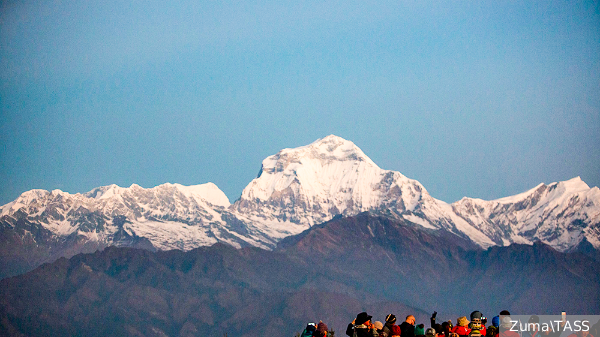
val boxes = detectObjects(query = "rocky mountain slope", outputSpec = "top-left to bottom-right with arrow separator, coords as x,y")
1,213 -> 598,337
1,135 -> 599,278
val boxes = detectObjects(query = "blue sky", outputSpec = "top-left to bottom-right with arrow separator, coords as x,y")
1,0 -> 599,205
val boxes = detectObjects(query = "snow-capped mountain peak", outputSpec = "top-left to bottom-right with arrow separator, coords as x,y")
170,182 -> 231,208
85,184 -> 126,200
240,135 -> 379,203
277,134 -> 377,166
235,135 -> 439,230
1,134 -> 599,278
494,176 -> 590,204
451,176 -> 600,251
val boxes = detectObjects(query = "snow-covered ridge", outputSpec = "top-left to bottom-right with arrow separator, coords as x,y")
83,182 -> 230,207
451,177 -> 600,250
2,135 -> 599,255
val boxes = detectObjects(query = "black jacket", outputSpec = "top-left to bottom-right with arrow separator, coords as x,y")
400,322 -> 416,337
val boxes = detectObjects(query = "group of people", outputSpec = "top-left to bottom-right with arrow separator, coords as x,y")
300,321 -> 329,337
343,310 -> 497,337
299,309 -> 600,337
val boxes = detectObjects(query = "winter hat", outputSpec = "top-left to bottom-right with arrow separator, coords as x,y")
471,311 -> 482,321
306,323 -> 317,332
391,325 -> 402,336
356,312 -> 373,325
386,314 -> 398,324
317,322 -> 328,333
458,317 -> 469,327
415,324 -> 425,335
426,328 -> 437,336
374,321 -> 384,330
501,317 -> 513,329
492,316 -> 500,328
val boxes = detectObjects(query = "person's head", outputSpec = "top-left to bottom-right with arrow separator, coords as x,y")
314,322 -> 328,337
306,323 -> 317,333
426,327 -> 437,337
499,310 -> 511,321
491,316 -> 500,328
386,314 -> 397,325
433,323 -> 443,334
442,321 -> 451,333
406,315 -> 416,325
416,324 -> 425,336
500,317 -> 513,329
457,317 -> 469,327
392,325 -> 402,337
471,311 -> 483,321
528,315 -> 540,330
356,312 -> 373,326
374,321 -> 384,331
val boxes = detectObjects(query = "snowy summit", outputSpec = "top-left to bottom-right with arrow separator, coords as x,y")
1,135 -> 599,276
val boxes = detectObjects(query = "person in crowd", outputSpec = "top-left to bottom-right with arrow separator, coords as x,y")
431,312 -> 438,329
301,322 -> 317,337
469,311 -> 487,337
314,321 -> 329,337
390,325 -> 402,337
452,316 -> 471,337
416,324 -> 426,337
382,314 -> 398,337
498,311 -> 510,324
346,311 -> 379,337
522,315 -> 541,337
426,327 -> 438,337
401,315 -> 417,337
486,316 -> 499,337
441,321 -> 453,337
499,316 -> 519,337
374,321 -> 384,335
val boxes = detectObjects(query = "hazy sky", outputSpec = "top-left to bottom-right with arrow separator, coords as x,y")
1,0 -> 599,205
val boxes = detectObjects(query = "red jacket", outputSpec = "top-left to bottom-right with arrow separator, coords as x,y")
452,326 -> 471,336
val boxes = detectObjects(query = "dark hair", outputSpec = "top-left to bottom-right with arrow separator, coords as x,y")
500,310 -> 510,316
